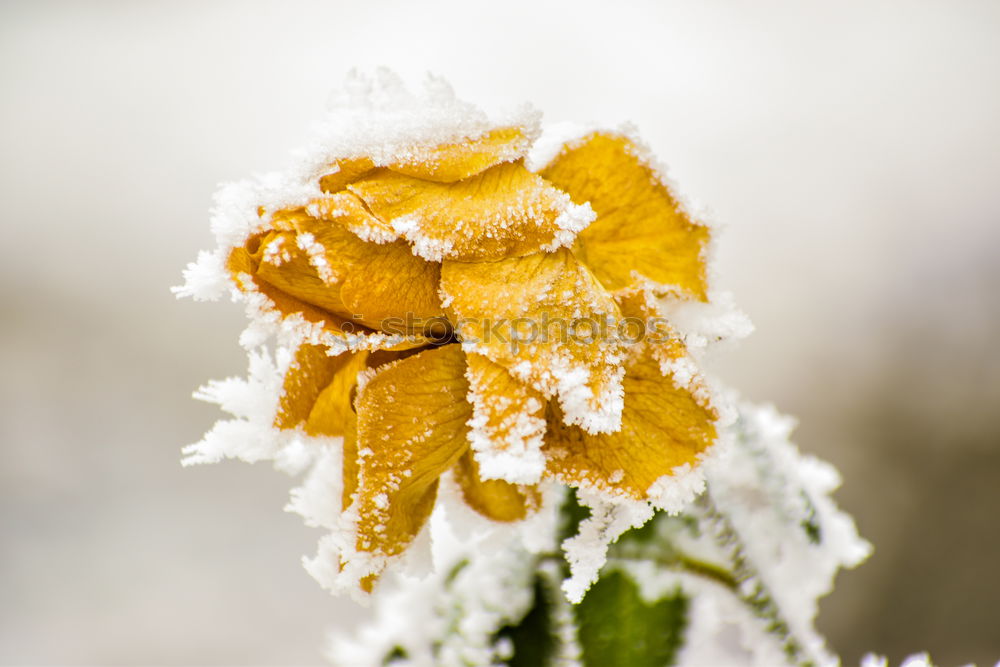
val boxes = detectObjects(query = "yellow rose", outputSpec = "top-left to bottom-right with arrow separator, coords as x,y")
223,115 -> 717,592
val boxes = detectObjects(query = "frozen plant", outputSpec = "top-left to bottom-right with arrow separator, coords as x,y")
176,70 -> 871,665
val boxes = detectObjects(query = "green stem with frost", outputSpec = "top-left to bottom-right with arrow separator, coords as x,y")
696,492 -> 815,667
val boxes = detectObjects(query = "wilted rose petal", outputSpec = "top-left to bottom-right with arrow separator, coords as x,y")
352,345 -> 472,565
543,350 -> 717,500
541,131 -> 710,300
442,248 -> 625,434
454,449 -> 542,522
347,161 -> 593,261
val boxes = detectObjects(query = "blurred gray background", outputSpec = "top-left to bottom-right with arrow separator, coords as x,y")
2,0 -> 998,664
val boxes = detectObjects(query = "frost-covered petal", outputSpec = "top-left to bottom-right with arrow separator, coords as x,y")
274,343 -> 357,430
304,351 -> 370,439
340,416 -> 360,518
351,345 -> 472,573
540,131 -> 710,300
271,207 -> 446,332
346,161 -> 594,262
318,157 -> 377,194
453,450 -> 542,523
318,125 -> 531,191
309,190 -> 397,245
464,352 -> 547,484
227,244 -> 367,343
543,351 -> 718,500
615,287 -> 701,388
441,248 -> 625,434
270,345 -> 370,511
383,125 -> 531,183
232,206 -> 445,338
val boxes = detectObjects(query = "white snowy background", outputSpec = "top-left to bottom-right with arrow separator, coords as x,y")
2,0 -> 998,664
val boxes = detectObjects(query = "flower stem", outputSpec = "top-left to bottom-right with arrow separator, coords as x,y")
674,553 -> 739,590
696,492 -> 815,667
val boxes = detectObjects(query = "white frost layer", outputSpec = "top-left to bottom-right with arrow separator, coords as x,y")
321,400 -> 871,666
644,400 -> 871,667
308,69 -> 540,179
325,493 -> 550,667
172,69 -> 541,307
658,289 -> 754,359
437,471 -> 564,558
181,346 -> 311,471
525,121 -> 599,172
555,361 -> 625,435
538,199 -> 596,253
501,350 -> 625,437
559,452 -> 715,604
463,353 -> 548,486
702,402 -> 871,665
285,443 -> 344,531
560,489 -> 652,604
386,183 -> 595,264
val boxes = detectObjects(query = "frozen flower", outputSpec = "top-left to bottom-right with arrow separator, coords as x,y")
200,82 -> 721,591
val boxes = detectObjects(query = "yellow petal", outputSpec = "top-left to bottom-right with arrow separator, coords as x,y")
270,345 -> 372,512
310,191 -> 396,244
353,345 -> 472,559
340,414 -> 360,514
388,126 -> 532,182
615,288 -> 689,373
304,351 -> 370,438
290,346 -> 436,516
543,351 -> 717,500
227,244 -> 360,339
248,206 -> 446,334
464,352 -> 547,484
308,346 -> 432,509
346,161 -> 593,261
274,344 -> 357,430
454,450 -> 541,522
253,228 -> 352,315
281,206 -> 446,331
318,157 -> 377,194
441,248 -> 625,434
540,132 -> 710,300
317,126 -> 530,192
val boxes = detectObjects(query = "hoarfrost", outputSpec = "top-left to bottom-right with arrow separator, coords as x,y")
612,400 -> 871,666
325,505 -> 541,667
173,69 -> 541,304
560,490 -> 654,603
181,347 -> 289,466
659,290 -> 754,358
336,400 -> 871,665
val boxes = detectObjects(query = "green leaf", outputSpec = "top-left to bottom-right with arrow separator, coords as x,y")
575,570 -> 688,667
496,575 -> 558,667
